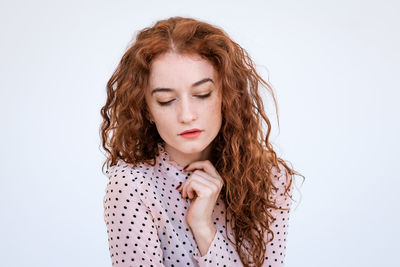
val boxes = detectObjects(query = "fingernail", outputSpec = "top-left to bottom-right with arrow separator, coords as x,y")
176,184 -> 181,189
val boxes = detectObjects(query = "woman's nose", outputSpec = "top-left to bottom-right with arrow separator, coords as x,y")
178,97 -> 197,123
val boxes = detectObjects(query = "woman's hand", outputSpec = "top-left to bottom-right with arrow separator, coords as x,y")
176,160 -> 224,230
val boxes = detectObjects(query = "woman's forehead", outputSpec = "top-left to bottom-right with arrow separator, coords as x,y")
148,53 -> 217,88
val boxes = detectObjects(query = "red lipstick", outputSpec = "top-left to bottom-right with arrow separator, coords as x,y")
179,128 -> 202,139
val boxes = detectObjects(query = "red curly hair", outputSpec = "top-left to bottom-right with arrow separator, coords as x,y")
100,16 -> 304,267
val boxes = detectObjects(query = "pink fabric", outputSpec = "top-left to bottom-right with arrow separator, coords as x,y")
103,142 -> 293,266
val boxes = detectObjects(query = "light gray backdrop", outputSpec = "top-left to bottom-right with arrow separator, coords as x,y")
1,0 -> 398,266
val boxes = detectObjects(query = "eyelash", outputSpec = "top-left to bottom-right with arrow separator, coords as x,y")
157,93 -> 211,106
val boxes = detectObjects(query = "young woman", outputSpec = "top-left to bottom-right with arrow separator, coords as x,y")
100,16 -> 304,267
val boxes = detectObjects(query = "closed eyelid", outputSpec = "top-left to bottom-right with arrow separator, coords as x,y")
156,92 -> 212,106
157,90 -> 212,99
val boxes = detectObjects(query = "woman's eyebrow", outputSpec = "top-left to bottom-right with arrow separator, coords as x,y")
151,78 -> 214,96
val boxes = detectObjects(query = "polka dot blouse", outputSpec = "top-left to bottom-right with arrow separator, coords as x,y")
103,142 -> 293,266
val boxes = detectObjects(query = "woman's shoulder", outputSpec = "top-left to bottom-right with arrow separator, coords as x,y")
104,159 -> 154,192
107,158 -> 154,173
270,161 -> 293,204
270,162 -> 289,183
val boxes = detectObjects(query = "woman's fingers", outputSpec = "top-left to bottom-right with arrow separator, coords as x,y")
180,172 -> 219,199
191,169 -> 220,187
185,160 -> 220,180
177,160 -> 224,201
185,161 -> 224,188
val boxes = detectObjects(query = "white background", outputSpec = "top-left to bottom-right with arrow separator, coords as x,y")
1,0 -> 399,266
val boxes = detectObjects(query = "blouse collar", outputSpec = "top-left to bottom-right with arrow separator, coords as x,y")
156,142 -> 192,182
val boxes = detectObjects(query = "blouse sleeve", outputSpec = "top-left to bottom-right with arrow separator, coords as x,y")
264,164 -> 293,266
103,165 -> 165,267
192,229 -> 241,266
192,164 -> 293,267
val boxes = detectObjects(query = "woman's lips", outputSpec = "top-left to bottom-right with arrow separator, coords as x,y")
179,130 -> 202,138
179,128 -> 202,135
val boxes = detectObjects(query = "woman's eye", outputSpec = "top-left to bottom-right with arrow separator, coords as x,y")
197,92 -> 211,99
157,100 -> 174,106
157,92 -> 211,106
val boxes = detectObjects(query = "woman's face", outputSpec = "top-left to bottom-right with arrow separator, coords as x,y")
145,51 -> 222,160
